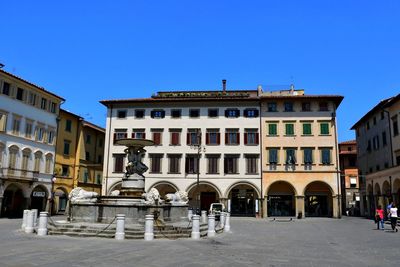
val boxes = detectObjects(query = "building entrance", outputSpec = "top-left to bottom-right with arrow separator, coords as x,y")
30,187 -> 47,212
304,181 -> 333,217
267,195 -> 295,217
230,188 -> 255,216
1,185 -> 24,218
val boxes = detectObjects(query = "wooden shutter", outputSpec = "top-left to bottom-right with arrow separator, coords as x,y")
244,133 -> 248,145
113,133 -> 117,144
187,133 -> 190,145
153,132 -> 160,145
255,132 -> 259,144
236,133 -> 240,144
143,133 -> 146,139
217,133 -> 221,144
131,133 -> 135,138
225,133 -> 228,145
206,133 -> 210,145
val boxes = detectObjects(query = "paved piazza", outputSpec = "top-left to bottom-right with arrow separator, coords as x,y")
0,216 -> 399,267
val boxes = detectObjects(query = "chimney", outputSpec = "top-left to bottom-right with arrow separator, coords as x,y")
222,79 -> 227,92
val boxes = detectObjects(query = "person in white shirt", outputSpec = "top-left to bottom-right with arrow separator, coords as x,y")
389,203 -> 398,232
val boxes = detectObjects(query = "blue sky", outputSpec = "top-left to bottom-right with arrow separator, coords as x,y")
1,0 -> 399,142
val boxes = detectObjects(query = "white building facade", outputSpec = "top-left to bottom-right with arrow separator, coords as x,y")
101,89 -> 262,217
0,69 -> 63,217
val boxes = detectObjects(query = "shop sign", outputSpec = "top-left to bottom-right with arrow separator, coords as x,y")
33,191 -> 46,197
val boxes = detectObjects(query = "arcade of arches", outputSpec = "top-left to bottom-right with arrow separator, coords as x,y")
365,178 -> 400,218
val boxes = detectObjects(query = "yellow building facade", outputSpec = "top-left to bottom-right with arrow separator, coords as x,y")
53,109 -> 104,214
260,90 -> 343,218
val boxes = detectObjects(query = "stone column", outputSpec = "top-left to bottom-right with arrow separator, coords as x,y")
144,214 -> 154,241
191,215 -> 200,239
220,212 -> 226,228
201,210 -> 207,224
21,210 -> 29,230
31,209 -> 38,227
295,196 -> 305,219
332,195 -> 340,218
207,214 -> 216,237
25,210 -> 34,234
115,214 -> 125,240
263,198 -> 268,218
37,212 -> 48,236
188,209 -> 193,221
224,212 -> 231,233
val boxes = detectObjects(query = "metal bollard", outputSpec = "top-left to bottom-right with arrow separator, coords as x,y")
188,209 -> 193,221
201,210 -> 207,224
25,210 -> 35,234
21,210 -> 29,231
31,209 -> 38,227
220,212 -> 226,229
144,214 -> 154,241
191,215 -> 200,240
37,212 -> 48,236
224,212 -> 231,233
207,214 -> 216,237
115,214 -> 125,240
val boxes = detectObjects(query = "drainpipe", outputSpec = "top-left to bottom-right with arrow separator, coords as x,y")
105,105 -> 113,195
258,99 -> 263,218
332,110 -> 341,218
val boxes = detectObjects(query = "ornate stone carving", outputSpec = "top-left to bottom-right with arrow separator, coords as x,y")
69,187 -> 98,204
142,188 -> 162,205
165,191 -> 189,205
124,146 -> 148,178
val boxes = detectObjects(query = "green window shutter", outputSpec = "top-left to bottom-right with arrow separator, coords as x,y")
320,123 -> 329,135
286,124 -> 294,135
303,123 -> 311,135
269,124 -> 277,135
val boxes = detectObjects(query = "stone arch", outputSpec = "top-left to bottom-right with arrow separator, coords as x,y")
367,184 -> 373,194
225,181 -> 261,199
374,183 -> 381,196
1,183 -> 25,218
8,144 -> 19,152
22,147 -> 32,154
148,181 -> 179,197
393,178 -> 400,205
108,181 -> 122,194
382,181 -> 391,196
226,181 -> 261,217
30,184 -> 49,212
267,181 -> 297,217
304,181 -> 334,217
186,181 -> 222,212
54,187 -> 69,214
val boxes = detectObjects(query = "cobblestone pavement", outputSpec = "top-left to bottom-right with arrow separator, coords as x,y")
0,216 -> 399,267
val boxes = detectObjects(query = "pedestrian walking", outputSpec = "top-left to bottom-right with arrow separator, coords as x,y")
389,203 -> 398,232
375,205 -> 384,230
386,201 -> 393,220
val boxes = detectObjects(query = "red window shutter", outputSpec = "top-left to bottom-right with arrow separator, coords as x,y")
171,133 -> 176,145
244,133 -> 248,145
236,133 -> 240,144
113,133 -> 117,144
206,133 -> 210,144
143,133 -> 146,139
217,133 -> 221,144
124,133 -> 127,138
256,132 -> 259,144
187,133 -> 190,145
225,133 -> 228,145
131,133 -> 135,138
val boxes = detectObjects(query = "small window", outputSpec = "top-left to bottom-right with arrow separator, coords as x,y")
189,109 -> 200,118
41,98 -> 47,110
63,140 -> 71,155
321,148 -> 331,164
268,123 -> 277,136
16,88 -> 24,101
225,109 -> 240,118
366,121 -> 370,130
302,102 -> 311,112
50,102 -> 57,113
381,111 -> 385,120
303,123 -> 312,135
2,82 -> 10,95
320,123 -> 330,135
208,109 -> 219,117
65,120 -> 72,132
85,152 -> 90,161
29,92 -> 37,106
303,148 -> 313,164
135,110 -> 145,118
244,109 -> 259,118
267,102 -> 277,112
86,134 -> 91,144
268,149 -> 278,164
284,102 -> 293,112
319,102 -> 329,111
97,155 -> 102,164
373,117 -> 377,125
0,113 -> 8,132
171,109 -> 181,118
285,149 -> 296,164
117,110 -> 127,119
151,110 -> 165,118
285,123 -> 294,136
62,165 -> 69,176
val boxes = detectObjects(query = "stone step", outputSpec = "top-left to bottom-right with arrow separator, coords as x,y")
48,230 -> 208,239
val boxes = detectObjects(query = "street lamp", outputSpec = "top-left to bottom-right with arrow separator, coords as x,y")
50,175 -> 57,215
190,129 -> 205,215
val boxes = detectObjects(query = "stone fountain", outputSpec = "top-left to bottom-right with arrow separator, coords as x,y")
68,138 -> 189,224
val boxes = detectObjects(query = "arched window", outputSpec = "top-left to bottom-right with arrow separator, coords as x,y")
45,153 -> 53,174
34,151 -> 43,173
8,145 -> 19,174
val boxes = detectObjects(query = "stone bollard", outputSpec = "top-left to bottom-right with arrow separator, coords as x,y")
224,212 -> 231,233
31,209 -> 38,227
115,214 -> 125,240
144,214 -> 154,241
207,214 -> 216,237
37,212 -> 48,236
191,215 -> 200,240
220,212 -> 226,229
21,210 -> 29,231
188,209 -> 193,221
25,210 -> 35,234
201,210 -> 207,224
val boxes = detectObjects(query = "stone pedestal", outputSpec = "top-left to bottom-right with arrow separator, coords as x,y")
25,210 -> 34,234
207,214 -> 216,237
144,214 -> 154,241
191,215 -> 200,239
120,174 -> 145,197
115,214 -> 125,240
37,212 -> 48,236
201,210 -> 207,224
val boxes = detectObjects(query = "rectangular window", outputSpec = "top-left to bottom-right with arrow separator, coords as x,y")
170,130 -> 181,145
135,110 -> 145,118
267,102 -> 277,112
244,109 -> 259,118
113,129 -> 127,143
171,109 -> 181,118
45,157 -> 52,174
208,109 -> 219,118
21,153 -> 29,172
245,155 -> 258,174
83,170 -> 89,183
187,129 -> 201,146
206,155 -> 219,174
320,122 -> 330,135
373,117 -> 377,125
2,82 -> 10,95
244,130 -> 259,145
224,155 -> 239,174
97,155 -> 102,164
225,129 -> 239,145
303,148 -> 313,164
96,174 -> 102,184
37,126 -> 44,141
268,149 -> 278,164
62,165 -> 69,177
189,109 -> 200,118
302,102 -> 311,111
319,102 -> 329,111
382,131 -> 387,146
285,123 -> 294,136
185,155 -> 199,174
34,155 -> 41,173
151,110 -> 165,118
12,117 -> 21,135
85,152 -> 90,161
302,123 -> 312,135
393,117 -> 399,136
0,112 -> 7,132
25,122 -> 33,138
168,154 -> 181,173
50,102 -> 57,113
8,151 -> 17,173
268,123 -> 277,136
321,148 -> 331,164
86,134 -> 91,144
367,140 -> 371,152
150,154 -> 163,173
206,129 -> 220,145
16,88 -> 24,101
117,110 -> 127,118
152,132 -> 162,145
47,130 -> 54,144
29,92 -> 37,106
113,154 -> 125,173
63,140 -> 70,155
65,120 -> 72,132
131,129 -> 145,139
285,148 -> 296,164
366,121 -> 370,130
284,102 -> 293,112
41,98 -> 47,110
